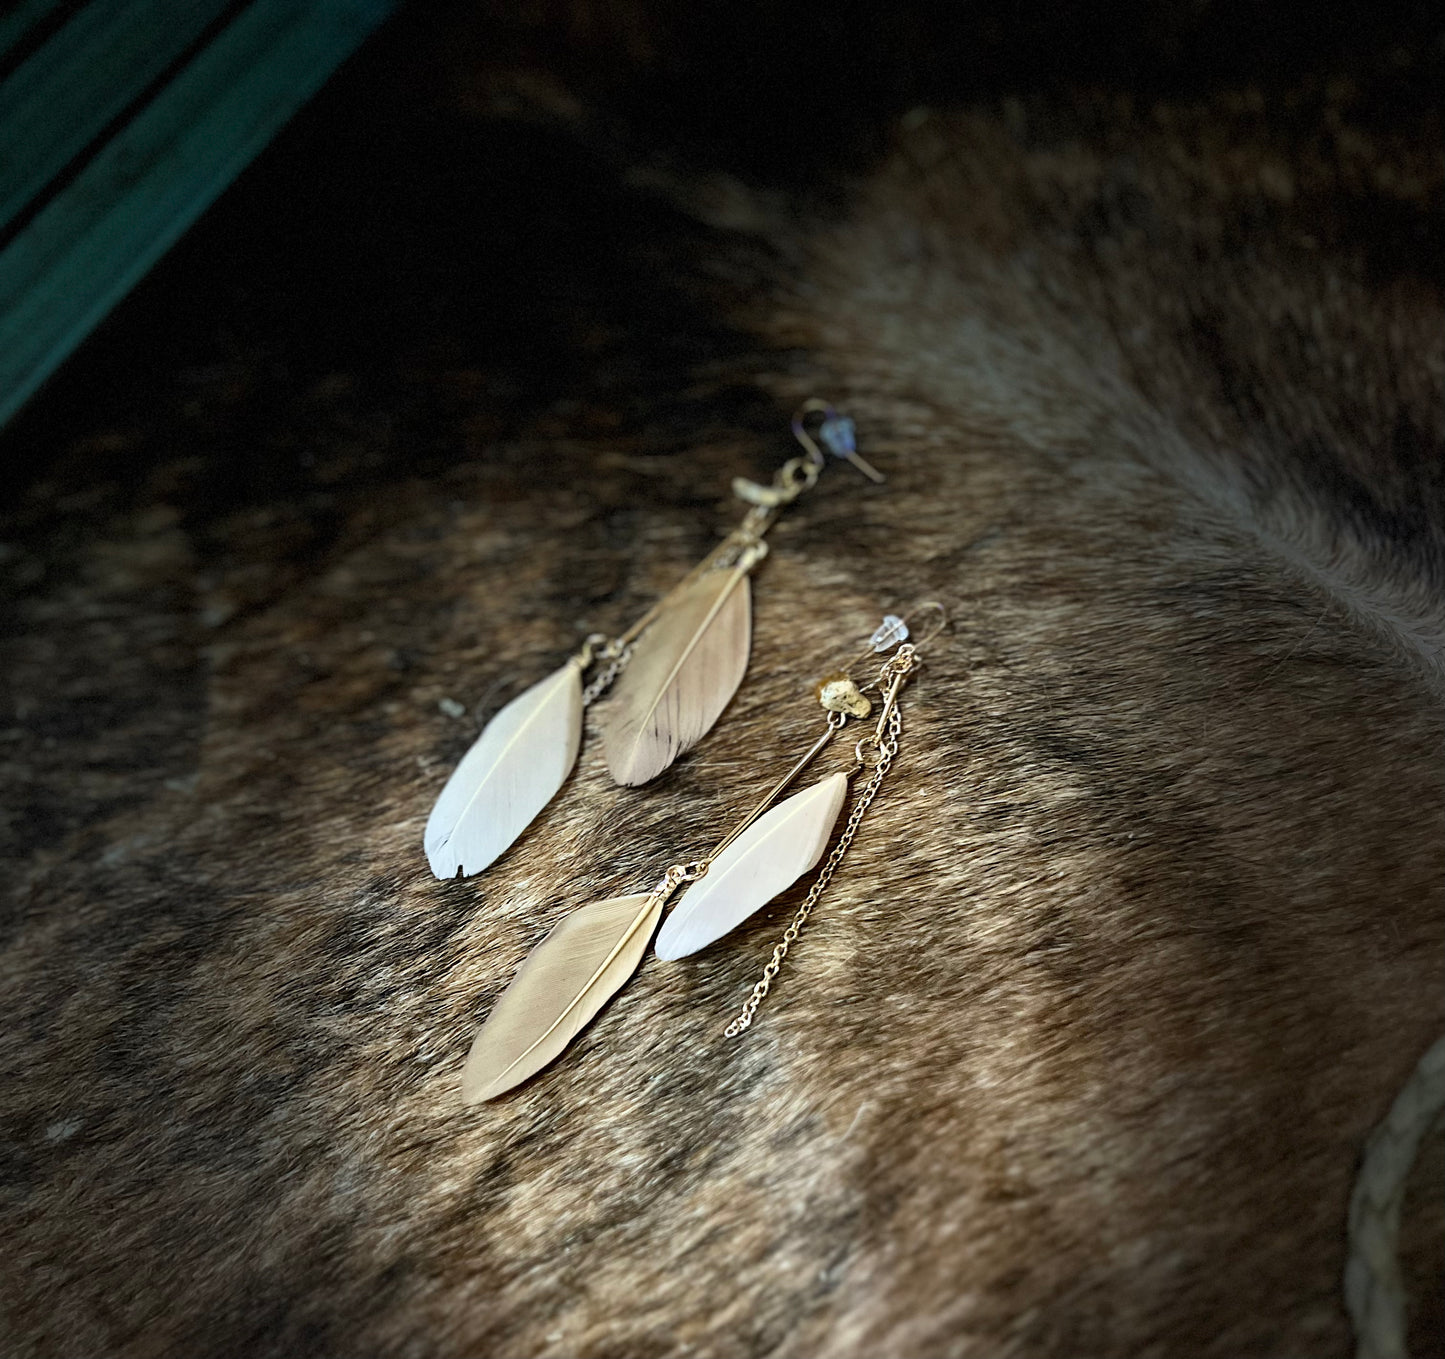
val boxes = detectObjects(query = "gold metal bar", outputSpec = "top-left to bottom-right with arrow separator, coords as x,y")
872,668 -> 906,740
702,723 -> 839,865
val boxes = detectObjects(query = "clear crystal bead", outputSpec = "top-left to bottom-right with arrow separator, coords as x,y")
869,614 -> 909,651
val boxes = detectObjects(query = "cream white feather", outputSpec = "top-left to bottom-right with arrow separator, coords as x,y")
424,660 -> 583,879
654,771 -> 849,960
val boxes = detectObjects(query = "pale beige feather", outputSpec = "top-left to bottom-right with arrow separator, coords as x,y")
461,893 -> 661,1102
654,771 -> 849,960
603,565 -> 751,786
423,660 -> 583,879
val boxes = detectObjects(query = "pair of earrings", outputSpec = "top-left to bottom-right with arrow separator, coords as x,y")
461,606 -> 943,1102
421,403 -> 939,1101
424,400 -> 882,880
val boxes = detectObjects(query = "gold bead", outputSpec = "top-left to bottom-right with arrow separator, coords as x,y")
816,673 -> 872,718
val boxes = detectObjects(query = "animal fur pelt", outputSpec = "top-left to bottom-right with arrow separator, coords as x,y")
1,3 -> 1442,1355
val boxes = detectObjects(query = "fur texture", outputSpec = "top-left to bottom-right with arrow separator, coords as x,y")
1,5 -> 1442,1355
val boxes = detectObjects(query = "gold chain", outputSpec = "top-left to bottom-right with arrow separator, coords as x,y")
716,453 -> 820,565
577,442 -> 822,702
577,634 -> 632,706
724,698 -> 902,1036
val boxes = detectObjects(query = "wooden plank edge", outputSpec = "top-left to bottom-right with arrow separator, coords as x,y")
0,0 -> 396,431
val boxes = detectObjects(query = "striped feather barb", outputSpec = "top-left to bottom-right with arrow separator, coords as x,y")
603,565 -> 751,786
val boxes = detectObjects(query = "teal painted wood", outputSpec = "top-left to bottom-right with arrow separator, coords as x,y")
0,0 -> 395,429
0,0 -> 67,65
0,0 -> 237,233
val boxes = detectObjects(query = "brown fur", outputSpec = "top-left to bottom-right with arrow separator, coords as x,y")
2,7 -> 1442,1356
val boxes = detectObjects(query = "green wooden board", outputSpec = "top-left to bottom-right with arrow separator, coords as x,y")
0,0 -> 238,233
0,0 -> 68,65
0,0 -> 395,430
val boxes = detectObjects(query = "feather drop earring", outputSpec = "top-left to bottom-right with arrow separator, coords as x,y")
459,603 -> 945,1103
423,401 -> 882,880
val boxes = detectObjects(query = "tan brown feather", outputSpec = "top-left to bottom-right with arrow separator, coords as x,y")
461,893 -> 662,1102
603,565 -> 751,786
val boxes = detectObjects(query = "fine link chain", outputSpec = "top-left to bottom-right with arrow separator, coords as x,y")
724,699 -> 902,1037
580,637 -> 632,707
574,442 -> 816,704
577,404 -> 857,711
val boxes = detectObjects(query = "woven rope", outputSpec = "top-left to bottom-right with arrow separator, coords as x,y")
1345,1032 -> 1445,1359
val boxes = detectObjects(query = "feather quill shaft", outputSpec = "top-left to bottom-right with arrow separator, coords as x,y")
424,660 -> 583,879
462,892 -> 662,1102
603,565 -> 751,786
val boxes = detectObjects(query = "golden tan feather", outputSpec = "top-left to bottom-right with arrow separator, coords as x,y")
602,565 -> 751,786
461,893 -> 662,1102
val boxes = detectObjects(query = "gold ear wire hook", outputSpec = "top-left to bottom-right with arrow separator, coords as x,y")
830,601 -> 947,689
790,399 -> 830,472
902,600 -> 948,647
791,399 -> 886,484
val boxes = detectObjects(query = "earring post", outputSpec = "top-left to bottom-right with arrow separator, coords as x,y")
791,400 -> 886,484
